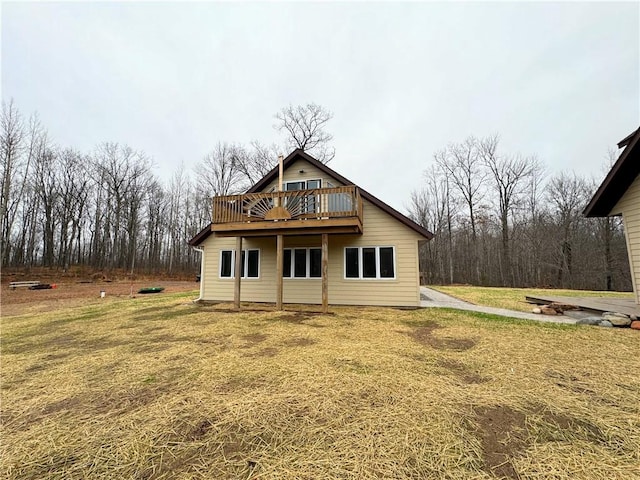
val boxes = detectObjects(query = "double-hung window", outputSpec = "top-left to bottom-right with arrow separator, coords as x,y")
283,248 -> 322,278
344,246 -> 395,279
219,249 -> 260,278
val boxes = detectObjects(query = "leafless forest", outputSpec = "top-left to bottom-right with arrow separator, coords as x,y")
0,100 -> 632,290
408,137 -> 631,291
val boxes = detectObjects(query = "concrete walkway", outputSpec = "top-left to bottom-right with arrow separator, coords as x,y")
420,287 -> 577,325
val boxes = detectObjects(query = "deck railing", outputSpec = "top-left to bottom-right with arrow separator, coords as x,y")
212,186 -> 362,225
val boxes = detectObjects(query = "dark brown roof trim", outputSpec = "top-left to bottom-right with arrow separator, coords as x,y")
188,223 -> 213,246
584,126 -> 640,217
618,127 -> 639,148
189,149 -> 434,245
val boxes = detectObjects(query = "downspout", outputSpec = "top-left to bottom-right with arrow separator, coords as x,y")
191,246 -> 205,302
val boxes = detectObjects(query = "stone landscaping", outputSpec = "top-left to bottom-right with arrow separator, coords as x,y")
532,302 -> 640,330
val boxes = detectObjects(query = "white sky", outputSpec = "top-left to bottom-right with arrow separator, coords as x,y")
2,1 -> 639,212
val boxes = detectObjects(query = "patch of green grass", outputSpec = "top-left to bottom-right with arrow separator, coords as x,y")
1,293 -> 639,479
430,285 -> 634,312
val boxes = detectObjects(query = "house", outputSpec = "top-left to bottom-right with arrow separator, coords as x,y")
584,126 -> 640,304
188,149 -> 433,310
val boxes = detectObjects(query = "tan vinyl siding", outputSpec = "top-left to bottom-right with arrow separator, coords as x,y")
263,159 -> 344,191
611,174 -> 640,304
201,237 -> 277,303
201,195 -> 424,306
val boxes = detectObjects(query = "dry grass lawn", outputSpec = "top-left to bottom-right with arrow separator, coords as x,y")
2,291 -> 639,479
430,285 -> 635,312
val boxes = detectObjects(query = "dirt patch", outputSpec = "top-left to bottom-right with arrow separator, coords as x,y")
535,408 -> 607,445
189,419 -> 214,440
473,405 -> 528,479
240,333 -> 268,347
545,369 -> 596,395
42,396 -> 86,416
214,376 -> 269,394
244,347 -> 279,358
282,337 -> 317,347
273,312 -> 327,324
1,280 -> 199,317
406,321 -> 477,352
472,404 -> 610,479
437,359 -> 486,384
5,383 -> 172,429
131,343 -> 173,353
4,332 -> 129,356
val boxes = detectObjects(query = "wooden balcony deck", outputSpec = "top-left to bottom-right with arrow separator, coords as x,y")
211,186 -> 363,237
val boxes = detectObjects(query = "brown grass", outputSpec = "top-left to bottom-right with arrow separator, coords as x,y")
1,292 -> 639,479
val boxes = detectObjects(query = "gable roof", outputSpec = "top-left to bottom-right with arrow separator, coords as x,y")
584,127 -> 640,217
189,149 -> 433,245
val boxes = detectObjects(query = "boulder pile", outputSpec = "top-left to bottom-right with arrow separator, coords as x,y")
532,303 -> 639,330
576,312 -> 639,329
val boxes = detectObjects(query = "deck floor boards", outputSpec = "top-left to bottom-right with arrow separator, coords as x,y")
526,295 -> 639,316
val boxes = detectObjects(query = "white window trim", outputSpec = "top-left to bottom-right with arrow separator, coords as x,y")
343,246 -> 396,280
219,249 -> 261,279
284,178 -> 322,190
284,247 -> 322,279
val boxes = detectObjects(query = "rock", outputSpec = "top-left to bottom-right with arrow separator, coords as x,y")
630,314 -> 638,321
602,312 -> 631,327
532,307 -> 542,314
576,317 -> 602,326
630,320 -> 640,330
540,306 -> 558,315
549,302 -> 579,312
599,320 -> 613,328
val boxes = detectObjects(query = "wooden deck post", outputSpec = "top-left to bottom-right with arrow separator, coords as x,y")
322,233 -> 328,314
234,236 -> 242,310
276,234 -> 284,310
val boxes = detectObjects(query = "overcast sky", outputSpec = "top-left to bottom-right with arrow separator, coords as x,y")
2,1 -> 638,212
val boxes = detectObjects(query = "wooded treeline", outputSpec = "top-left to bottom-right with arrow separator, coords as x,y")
0,101 -> 333,275
1,99 -> 632,290
408,135 -> 632,291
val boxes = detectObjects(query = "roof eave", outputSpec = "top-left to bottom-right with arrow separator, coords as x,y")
584,126 -> 640,217
188,223 -> 213,246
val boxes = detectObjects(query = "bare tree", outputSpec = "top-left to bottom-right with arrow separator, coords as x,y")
167,166 -> 188,274
409,162 -> 455,284
480,135 -> 536,285
144,179 -> 167,268
32,147 -> 59,267
234,140 -> 280,186
92,142 -> 152,270
546,172 -> 589,288
593,148 -> 624,290
274,103 -> 335,163
438,137 -> 487,283
0,100 -> 30,265
55,148 -> 90,269
518,159 -> 547,286
196,142 -> 245,198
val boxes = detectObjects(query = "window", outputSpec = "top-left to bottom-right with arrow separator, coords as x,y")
283,248 -> 322,278
219,249 -> 260,278
345,248 -> 359,278
285,179 -> 321,214
344,246 -> 395,279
